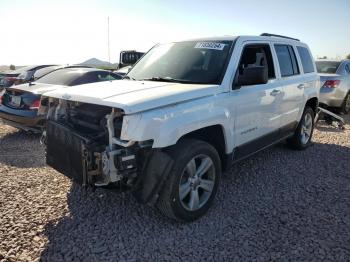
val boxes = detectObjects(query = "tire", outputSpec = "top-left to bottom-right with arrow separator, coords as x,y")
341,92 -> 350,114
156,139 -> 221,222
287,107 -> 315,150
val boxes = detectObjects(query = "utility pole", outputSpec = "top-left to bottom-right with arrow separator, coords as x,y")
107,16 -> 111,63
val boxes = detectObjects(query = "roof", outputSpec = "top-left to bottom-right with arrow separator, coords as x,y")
172,35 -> 305,45
55,67 -> 108,73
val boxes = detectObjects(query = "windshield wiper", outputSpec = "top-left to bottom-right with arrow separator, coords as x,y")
139,77 -> 202,84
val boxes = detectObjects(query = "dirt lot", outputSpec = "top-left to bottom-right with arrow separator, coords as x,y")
0,115 -> 349,262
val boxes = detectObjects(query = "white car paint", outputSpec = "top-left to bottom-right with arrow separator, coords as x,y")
45,80 -> 221,114
42,35 -> 319,154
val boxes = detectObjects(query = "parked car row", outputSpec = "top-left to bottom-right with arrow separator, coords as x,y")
0,50 -> 147,132
0,65 -> 56,89
0,67 -> 122,132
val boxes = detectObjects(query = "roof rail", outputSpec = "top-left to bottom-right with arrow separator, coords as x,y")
260,33 -> 300,42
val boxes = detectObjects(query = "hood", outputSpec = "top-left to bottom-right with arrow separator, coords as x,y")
9,82 -> 67,95
43,80 -> 221,114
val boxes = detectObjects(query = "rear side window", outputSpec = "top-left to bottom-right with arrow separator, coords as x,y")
97,72 -> 122,81
71,71 -> 121,86
297,46 -> 315,73
316,61 -> 341,74
274,45 -> 299,77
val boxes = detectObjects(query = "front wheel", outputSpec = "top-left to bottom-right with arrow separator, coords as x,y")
156,139 -> 221,222
287,106 -> 315,150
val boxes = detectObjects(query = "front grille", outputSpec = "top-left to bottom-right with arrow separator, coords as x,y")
46,121 -> 85,184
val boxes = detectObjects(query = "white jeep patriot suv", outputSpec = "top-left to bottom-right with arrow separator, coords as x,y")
40,33 -> 319,222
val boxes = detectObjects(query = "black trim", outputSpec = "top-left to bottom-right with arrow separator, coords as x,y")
260,33 -> 300,42
232,121 -> 298,162
274,44 -> 300,77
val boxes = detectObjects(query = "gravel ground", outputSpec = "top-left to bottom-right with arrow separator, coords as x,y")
0,115 -> 350,262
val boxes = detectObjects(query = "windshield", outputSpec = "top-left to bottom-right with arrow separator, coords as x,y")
128,40 -> 233,84
36,69 -> 87,85
316,61 -> 341,74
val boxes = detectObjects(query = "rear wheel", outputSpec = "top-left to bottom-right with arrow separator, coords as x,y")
287,107 -> 315,150
341,92 -> 350,114
156,139 -> 221,222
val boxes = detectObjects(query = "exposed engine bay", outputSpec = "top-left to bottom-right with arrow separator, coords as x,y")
39,98 -> 154,190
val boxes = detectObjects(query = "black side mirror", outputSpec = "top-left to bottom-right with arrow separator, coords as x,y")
235,66 -> 268,87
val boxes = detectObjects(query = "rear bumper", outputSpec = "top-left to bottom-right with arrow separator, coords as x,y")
319,87 -> 346,107
0,106 -> 44,131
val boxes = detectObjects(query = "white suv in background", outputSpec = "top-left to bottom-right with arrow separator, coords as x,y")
39,33 -> 319,222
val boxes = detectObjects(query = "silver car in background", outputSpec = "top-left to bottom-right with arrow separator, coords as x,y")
316,59 -> 350,114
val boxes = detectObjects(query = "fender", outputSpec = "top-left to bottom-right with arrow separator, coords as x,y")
297,74 -> 320,121
120,95 -> 234,153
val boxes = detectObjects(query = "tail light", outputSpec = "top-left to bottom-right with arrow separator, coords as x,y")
322,80 -> 340,88
29,99 -> 40,110
4,76 -> 16,82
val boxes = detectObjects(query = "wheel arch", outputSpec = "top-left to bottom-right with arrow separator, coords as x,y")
305,97 -> 318,115
177,125 -> 229,171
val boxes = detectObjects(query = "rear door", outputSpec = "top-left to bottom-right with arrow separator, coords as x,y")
273,43 -> 304,131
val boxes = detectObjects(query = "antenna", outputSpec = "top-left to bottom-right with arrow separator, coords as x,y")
107,16 -> 111,63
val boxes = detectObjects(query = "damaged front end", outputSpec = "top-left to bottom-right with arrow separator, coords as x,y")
40,98 -> 156,191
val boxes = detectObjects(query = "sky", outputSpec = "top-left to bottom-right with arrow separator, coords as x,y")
0,0 -> 349,65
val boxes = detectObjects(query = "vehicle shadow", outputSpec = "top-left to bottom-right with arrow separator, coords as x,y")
40,142 -> 350,261
315,112 -> 348,133
316,125 -> 345,133
0,127 -> 45,168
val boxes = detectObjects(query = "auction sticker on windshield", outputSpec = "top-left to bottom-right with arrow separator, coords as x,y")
195,42 -> 225,50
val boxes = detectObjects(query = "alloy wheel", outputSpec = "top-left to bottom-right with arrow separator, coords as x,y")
301,112 -> 313,145
178,154 -> 216,211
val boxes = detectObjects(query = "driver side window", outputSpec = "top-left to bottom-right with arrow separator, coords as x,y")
237,44 -> 275,81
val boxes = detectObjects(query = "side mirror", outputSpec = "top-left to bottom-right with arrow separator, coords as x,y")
235,66 -> 268,87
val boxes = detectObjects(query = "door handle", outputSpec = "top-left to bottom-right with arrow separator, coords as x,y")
270,89 -> 281,96
297,84 -> 305,89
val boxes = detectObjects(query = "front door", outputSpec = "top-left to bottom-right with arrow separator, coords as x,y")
231,42 -> 283,159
